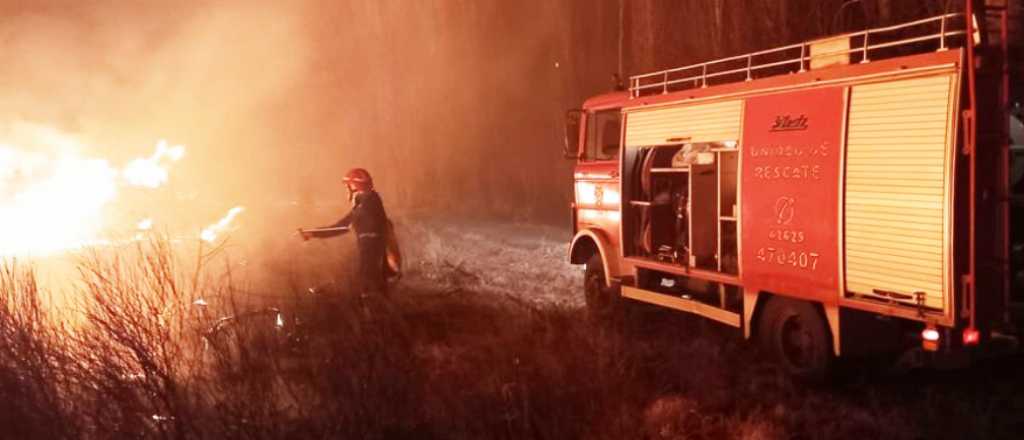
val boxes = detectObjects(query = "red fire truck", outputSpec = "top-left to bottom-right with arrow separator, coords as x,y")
566,1 -> 1021,378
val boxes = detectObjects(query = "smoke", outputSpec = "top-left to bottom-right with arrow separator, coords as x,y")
0,0 -> 621,257
0,0 -> 307,210
0,1 -> 307,134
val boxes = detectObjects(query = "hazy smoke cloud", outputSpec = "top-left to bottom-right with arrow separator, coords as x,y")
0,0 -> 620,240
0,1 -> 312,222
0,1 -> 307,144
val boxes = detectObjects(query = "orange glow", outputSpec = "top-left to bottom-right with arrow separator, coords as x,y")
200,206 -> 245,243
922,326 -> 940,352
0,129 -> 184,256
576,182 -> 598,205
602,188 -> 621,206
122,140 -> 186,188
579,208 -> 620,222
576,182 -> 620,207
137,218 -> 154,231
962,328 -> 980,346
580,209 -> 599,221
0,145 -> 117,255
573,172 -> 613,180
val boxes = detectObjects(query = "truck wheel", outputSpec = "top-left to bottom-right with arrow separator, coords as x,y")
584,253 -> 620,321
758,297 -> 831,381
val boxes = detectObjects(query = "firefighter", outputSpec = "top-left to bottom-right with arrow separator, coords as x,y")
300,168 -> 391,295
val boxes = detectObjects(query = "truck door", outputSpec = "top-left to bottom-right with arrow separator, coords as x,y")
574,109 -> 622,242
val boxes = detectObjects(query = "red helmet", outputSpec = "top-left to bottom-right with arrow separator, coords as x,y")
343,168 -> 373,191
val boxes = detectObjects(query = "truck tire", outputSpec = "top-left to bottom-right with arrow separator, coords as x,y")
758,297 -> 831,381
584,253 -> 620,321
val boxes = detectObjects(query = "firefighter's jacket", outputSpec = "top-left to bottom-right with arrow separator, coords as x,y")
310,190 -> 388,239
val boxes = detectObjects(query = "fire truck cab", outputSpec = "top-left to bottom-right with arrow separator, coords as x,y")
567,2 -> 1021,378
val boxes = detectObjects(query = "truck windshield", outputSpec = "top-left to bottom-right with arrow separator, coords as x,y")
584,109 -> 621,161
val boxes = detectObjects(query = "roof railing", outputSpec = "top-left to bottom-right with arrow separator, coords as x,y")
629,13 -> 968,98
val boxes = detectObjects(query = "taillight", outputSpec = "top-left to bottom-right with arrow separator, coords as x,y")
962,328 -> 980,346
922,326 -> 940,351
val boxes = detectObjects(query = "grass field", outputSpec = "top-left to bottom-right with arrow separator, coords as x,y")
2,226 -> 1023,439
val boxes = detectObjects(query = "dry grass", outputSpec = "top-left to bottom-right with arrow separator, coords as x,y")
2,236 -> 1023,439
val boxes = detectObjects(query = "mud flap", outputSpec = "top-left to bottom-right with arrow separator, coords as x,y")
824,303 -> 840,357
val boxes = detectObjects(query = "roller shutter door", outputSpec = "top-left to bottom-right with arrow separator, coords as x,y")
844,73 -> 958,310
625,100 -> 742,147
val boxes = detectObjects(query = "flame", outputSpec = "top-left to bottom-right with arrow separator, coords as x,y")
0,127 -> 185,256
133,218 -> 154,242
122,140 -> 186,188
0,147 -> 118,255
200,206 -> 245,243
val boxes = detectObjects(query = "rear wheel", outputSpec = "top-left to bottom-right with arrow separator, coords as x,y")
584,253 -> 620,321
758,297 -> 832,381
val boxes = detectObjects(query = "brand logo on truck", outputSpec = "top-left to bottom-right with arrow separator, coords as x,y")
770,114 -> 809,132
774,196 -> 796,225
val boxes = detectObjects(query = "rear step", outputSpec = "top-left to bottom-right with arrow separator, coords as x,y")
622,286 -> 740,328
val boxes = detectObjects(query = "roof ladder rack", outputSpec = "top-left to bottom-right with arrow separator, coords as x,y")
629,13 -> 968,98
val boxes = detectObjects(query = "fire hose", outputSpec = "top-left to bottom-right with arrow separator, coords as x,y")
296,226 -> 402,278
298,226 -> 350,235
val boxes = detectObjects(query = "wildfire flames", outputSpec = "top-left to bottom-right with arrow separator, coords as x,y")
122,140 -> 186,189
200,206 -> 245,244
0,125 -> 242,257
1,146 -> 116,255
137,218 -> 154,231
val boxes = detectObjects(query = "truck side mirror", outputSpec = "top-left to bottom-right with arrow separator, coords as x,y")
564,109 -> 583,159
